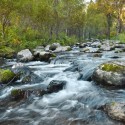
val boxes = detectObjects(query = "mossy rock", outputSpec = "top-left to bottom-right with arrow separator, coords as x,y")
11,89 -> 21,97
101,63 -> 125,72
0,47 -> 15,58
11,89 -> 25,100
0,69 -> 15,84
92,61 -> 125,87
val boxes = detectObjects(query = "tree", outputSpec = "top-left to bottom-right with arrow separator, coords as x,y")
113,0 -> 125,34
97,0 -> 115,39
0,0 -> 17,40
85,0 -> 107,39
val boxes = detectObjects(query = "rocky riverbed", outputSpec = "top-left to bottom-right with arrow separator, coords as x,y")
1,40 -> 125,125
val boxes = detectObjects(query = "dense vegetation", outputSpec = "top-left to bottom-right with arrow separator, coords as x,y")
0,0 -> 125,51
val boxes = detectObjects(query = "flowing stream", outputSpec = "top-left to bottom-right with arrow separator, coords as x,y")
0,49 -> 125,125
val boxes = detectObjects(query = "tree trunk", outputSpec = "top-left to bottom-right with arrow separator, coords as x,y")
106,14 -> 111,39
2,23 -> 5,39
50,27 -> 53,40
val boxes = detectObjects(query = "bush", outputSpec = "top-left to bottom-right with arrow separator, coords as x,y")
118,33 -> 125,43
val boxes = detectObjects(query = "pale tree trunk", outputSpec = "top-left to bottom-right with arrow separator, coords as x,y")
106,14 -> 112,39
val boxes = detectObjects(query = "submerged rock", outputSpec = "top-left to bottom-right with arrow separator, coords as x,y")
47,80 -> 66,93
103,102 -> 125,122
11,89 -> 47,101
0,69 -> 15,84
12,63 -> 43,84
11,89 -> 25,100
92,61 -> 125,87
17,49 -> 33,62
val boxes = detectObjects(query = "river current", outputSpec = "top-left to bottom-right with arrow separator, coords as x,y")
0,49 -> 125,125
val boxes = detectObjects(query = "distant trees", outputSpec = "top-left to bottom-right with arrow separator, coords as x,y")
0,0 -> 125,48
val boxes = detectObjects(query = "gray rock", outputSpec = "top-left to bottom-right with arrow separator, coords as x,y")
39,51 -> 56,62
49,43 -> 61,51
91,41 -> 102,48
47,80 -> 66,93
45,45 -> 51,52
17,49 -> 33,62
92,61 -> 125,86
54,46 -> 71,52
80,47 -> 100,53
33,47 -> 45,56
104,102 -> 125,122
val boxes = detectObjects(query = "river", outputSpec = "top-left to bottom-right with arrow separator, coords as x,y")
0,49 -> 125,125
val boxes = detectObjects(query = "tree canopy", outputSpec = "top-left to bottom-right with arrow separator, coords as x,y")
0,0 -> 125,50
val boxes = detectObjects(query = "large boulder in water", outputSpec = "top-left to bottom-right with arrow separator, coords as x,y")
92,61 -> 125,87
0,69 -> 15,84
103,102 -> 125,122
47,80 -> 66,93
17,49 -> 33,62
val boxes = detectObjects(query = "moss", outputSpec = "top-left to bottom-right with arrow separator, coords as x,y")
111,102 -> 116,106
11,89 -> 21,96
11,89 -> 25,100
0,69 -> 15,84
101,63 -> 125,72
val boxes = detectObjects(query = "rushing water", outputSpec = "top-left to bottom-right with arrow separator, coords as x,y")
0,50 -> 125,125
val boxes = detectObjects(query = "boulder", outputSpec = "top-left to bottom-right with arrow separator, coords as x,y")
45,45 -> 50,52
17,49 -> 33,62
91,41 -> 102,48
103,102 -> 125,122
115,44 -> 125,48
54,46 -> 71,52
47,80 -> 66,93
79,43 -> 88,48
12,63 -> 43,84
80,47 -> 100,53
39,51 -> 56,62
34,50 -> 56,62
33,46 -> 44,55
49,43 -> 60,51
0,69 -> 15,84
92,61 -> 125,87
80,48 -> 90,52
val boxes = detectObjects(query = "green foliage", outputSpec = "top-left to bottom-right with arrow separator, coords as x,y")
0,69 -> 15,84
0,46 -> 15,58
117,33 -> 125,43
0,0 -> 125,54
